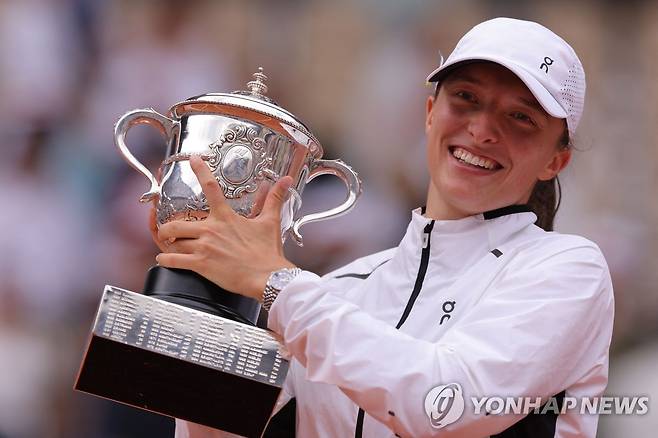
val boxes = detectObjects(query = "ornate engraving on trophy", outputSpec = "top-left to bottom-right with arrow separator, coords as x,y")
183,192 -> 209,220
156,192 -> 208,224
156,196 -> 176,225
208,123 -> 271,199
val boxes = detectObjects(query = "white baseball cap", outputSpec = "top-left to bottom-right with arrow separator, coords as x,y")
426,17 -> 586,137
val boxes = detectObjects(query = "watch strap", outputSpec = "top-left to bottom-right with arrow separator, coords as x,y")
262,267 -> 302,312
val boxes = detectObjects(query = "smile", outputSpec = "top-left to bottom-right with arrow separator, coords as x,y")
450,146 -> 502,170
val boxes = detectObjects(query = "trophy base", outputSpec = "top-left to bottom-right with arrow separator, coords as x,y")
75,286 -> 289,438
143,266 -> 261,326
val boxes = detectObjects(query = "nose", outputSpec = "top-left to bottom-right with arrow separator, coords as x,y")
467,112 -> 499,144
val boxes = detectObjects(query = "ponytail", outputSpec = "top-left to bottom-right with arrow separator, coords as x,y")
528,177 -> 562,231
528,128 -> 570,232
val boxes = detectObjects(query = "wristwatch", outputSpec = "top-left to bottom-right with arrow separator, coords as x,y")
262,267 -> 302,312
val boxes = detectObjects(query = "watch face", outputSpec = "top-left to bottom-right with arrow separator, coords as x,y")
270,270 -> 295,290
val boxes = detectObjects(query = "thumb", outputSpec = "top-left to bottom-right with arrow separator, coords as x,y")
262,176 -> 293,219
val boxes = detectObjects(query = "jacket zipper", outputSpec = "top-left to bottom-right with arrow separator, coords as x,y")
354,220 -> 435,438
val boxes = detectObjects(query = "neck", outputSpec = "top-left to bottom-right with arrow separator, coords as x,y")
424,183 -> 533,220
424,184 -> 472,220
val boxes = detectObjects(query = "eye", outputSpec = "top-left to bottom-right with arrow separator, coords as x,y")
455,90 -> 477,102
511,111 -> 536,126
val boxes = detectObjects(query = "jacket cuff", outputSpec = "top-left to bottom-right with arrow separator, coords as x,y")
266,270 -> 322,336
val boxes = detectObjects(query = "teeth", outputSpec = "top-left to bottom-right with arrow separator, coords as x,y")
452,147 -> 497,170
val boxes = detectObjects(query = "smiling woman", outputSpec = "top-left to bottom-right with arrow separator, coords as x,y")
424,62 -> 571,230
165,17 -> 613,438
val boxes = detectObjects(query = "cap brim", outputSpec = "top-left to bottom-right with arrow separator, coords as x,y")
426,57 -> 567,119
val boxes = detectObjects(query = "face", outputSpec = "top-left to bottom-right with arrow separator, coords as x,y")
424,62 -> 571,219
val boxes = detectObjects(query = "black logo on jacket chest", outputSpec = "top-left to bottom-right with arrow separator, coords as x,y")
440,300 -> 456,325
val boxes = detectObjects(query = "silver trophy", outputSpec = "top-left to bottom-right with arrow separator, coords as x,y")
75,68 -> 361,438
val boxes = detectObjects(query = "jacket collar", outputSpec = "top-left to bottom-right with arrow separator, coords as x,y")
394,205 -> 538,273
420,204 -> 534,220
481,204 -> 534,219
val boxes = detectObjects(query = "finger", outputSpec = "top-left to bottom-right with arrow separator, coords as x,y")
189,155 -> 232,217
148,207 -> 168,252
158,220 -> 202,241
148,206 -> 158,235
247,179 -> 273,218
155,252 -> 199,271
166,238 -> 199,255
262,176 -> 293,220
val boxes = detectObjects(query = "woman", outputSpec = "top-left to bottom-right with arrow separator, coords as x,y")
156,18 -> 614,438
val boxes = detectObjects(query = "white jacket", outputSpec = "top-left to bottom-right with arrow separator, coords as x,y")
176,206 -> 614,438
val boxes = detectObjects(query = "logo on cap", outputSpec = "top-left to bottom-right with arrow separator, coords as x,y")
540,56 -> 554,73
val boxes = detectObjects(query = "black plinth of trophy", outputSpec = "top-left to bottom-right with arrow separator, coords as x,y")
143,266 -> 261,325
75,267 -> 289,438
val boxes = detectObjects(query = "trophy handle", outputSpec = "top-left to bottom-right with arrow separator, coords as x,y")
114,108 -> 180,202
290,159 -> 362,246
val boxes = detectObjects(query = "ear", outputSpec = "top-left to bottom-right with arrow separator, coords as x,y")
538,148 -> 571,181
425,95 -> 435,134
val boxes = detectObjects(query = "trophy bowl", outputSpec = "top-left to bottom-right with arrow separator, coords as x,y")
116,67 -> 361,244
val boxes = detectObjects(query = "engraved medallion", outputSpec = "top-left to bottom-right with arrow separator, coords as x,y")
221,145 -> 254,184
207,123 -> 270,199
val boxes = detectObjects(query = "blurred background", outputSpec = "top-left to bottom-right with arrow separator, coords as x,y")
0,0 -> 656,436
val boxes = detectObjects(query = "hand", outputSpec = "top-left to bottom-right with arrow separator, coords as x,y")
155,155 -> 297,301
148,206 -> 169,252
148,165 -> 170,253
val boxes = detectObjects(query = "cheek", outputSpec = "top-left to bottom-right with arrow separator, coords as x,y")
426,99 -> 467,171
434,102 -> 461,128
427,106 -> 459,148
426,134 -> 440,172
509,149 -> 552,185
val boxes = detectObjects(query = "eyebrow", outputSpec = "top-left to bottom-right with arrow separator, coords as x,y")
518,97 -> 548,116
445,73 -> 482,85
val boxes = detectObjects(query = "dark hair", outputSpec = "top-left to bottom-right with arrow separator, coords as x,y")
527,128 -> 570,231
432,82 -> 570,231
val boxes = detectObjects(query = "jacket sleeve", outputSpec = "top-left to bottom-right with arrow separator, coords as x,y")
266,242 -> 615,438
173,368 -> 295,438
